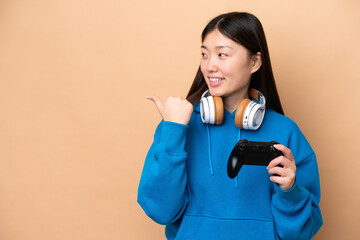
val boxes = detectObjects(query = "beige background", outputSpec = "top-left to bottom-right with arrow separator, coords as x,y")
0,0 -> 359,239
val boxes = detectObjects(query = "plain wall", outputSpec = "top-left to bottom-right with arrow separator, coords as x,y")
0,0 -> 359,239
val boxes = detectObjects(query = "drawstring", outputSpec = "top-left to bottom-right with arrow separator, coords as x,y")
206,123 -> 241,188
234,128 -> 241,188
206,123 -> 242,188
207,124 -> 214,175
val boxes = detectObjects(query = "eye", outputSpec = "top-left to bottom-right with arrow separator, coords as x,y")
218,53 -> 227,57
201,52 -> 208,58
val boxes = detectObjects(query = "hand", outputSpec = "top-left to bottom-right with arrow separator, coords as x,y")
267,144 -> 297,190
146,95 -> 193,125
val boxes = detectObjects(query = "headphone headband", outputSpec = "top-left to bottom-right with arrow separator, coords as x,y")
248,88 -> 266,106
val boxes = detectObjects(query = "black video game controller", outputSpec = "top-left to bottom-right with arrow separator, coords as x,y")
227,140 -> 283,179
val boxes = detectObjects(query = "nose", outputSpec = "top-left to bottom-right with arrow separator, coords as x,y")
206,57 -> 218,73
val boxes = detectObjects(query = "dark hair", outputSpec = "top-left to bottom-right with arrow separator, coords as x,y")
186,12 -> 284,115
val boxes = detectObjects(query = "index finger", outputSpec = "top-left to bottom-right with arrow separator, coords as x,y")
274,144 -> 294,162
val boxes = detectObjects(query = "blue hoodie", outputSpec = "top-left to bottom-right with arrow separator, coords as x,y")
138,103 -> 323,240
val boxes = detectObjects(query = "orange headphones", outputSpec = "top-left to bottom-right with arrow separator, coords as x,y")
200,88 -> 266,130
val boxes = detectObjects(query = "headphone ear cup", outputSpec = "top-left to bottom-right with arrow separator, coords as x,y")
212,96 -> 224,125
200,96 -> 210,124
234,99 -> 252,129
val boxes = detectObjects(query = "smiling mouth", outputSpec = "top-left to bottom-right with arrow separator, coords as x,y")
209,77 -> 224,82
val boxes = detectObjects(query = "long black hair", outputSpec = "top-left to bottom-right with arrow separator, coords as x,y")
186,12 -> 284,115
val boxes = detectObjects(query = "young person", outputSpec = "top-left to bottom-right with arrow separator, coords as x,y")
138,12 -> 323,239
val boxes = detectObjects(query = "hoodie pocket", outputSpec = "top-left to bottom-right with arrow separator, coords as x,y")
175,214 -> 275,240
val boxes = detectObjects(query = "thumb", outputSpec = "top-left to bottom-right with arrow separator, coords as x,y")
146,95 -> 163,111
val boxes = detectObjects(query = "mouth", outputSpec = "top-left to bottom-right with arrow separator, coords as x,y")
209,77 -> 225,82
208,77 -> 225,87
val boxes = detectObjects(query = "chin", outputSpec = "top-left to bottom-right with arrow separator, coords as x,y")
208,89 -> 224,97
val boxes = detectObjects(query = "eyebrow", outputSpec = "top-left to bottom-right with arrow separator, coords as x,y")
201,45 -> 234,50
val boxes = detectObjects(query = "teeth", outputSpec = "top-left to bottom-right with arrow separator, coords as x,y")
209,78 -> 223,82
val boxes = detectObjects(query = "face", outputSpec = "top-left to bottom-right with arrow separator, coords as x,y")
200,29 -> 261,108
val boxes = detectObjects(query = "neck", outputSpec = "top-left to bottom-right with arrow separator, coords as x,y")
223,90 -> 249,113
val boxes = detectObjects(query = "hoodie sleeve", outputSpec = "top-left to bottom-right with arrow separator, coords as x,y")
271,123 -> 323,240
137,120 -> 189,225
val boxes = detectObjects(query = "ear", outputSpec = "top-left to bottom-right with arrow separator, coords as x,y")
250,52 -> 262,74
